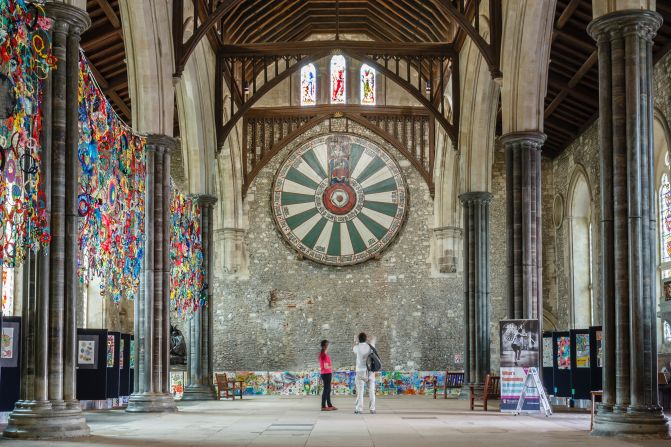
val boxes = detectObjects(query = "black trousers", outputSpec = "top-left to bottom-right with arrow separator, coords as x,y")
321,373 -> 332,407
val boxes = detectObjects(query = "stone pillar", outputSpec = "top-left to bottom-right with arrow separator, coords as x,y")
3,3 -> 90,439
126,135 -> 177,413
588,10 -> 669,437
182,194 -> 217,400
501,132 -> 545,320
459,192 -> 492,397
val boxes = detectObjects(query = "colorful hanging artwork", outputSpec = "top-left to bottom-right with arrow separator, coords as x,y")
330,55 -> 346,104
360,64 -> 375,105
300,63 -> 316,106
0,1 -> 55,269
77,55 -> 146,303
170,184 -> 204,318
660,173 -> 671,262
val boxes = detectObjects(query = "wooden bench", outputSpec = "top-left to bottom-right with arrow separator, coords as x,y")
590,390 -> 602,431
431,371 -> 465,399
215,373 -> 244,400
469,374 -> 500,411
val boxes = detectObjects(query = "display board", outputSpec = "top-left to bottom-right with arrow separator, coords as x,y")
76,328 -> 109,400
589,326 -> 603,392
0,317 -> 21,411
541,331 -> 554,396
499,319 -> 540,413
570,329 -> 591,399
106,331 -> 120,399
119,333 -> 131,398
552,331 -> 572,398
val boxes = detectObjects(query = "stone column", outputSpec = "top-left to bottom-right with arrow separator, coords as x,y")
126,135 -> 177,413
3,3 -> 90,439
588,10 -> 669,437
182,194 -> 217,400
459,192 -> 492,397
501,132 -> 545,320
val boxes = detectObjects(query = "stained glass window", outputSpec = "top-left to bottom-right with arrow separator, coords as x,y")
300,63 -> 316,106
660,173 -> 671,262
360,64 -> 375,105
665,321 -> 671,342
330,55 -> 346,104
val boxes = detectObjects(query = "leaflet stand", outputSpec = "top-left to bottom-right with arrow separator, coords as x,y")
514,367 -> 553,417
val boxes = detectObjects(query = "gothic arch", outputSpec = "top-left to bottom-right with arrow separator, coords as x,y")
567,166 -> 594,328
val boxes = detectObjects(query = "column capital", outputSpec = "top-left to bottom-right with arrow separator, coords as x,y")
588,10 -> 662,42
499,131 -> 546,150
194,194 -> 218,208
459,191 -> 492,205
45,2 -> 91,33
145,134 -> 178,154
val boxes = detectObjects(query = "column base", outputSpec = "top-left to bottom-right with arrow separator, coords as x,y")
181,384 -> 217,401
592,406 -> 670,438
2,400 -> 90,439
126,392 -> 177,413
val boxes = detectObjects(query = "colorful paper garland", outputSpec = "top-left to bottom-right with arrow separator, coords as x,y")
0,0 -> 54,268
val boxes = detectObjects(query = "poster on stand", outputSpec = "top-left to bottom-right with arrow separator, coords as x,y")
499,319 -> 540,413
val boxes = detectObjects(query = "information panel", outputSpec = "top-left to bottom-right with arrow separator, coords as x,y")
499,319 -> 540,413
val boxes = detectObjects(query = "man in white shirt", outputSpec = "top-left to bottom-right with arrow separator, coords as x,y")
353,332 -> 376,414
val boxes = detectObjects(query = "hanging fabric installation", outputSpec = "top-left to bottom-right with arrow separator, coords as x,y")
77,53 -> 146,303
0,0 -> 54,271
170,183 -> 204,318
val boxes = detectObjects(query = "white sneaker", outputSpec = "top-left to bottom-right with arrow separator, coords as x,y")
370,410 -> 376,414
354,410 -> 361,414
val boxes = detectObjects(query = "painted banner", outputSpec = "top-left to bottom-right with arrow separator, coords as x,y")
500,319 -> 540,413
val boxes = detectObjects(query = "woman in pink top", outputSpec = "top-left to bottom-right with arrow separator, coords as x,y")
319,340 -> 337,411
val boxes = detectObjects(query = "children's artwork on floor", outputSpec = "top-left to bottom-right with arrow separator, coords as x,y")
0,0 -> 55,269
575,334 -> 590,368
542,336 -> 553,368
237,371 -> 269,395
170,371 -> 184,399
119,338 -> 125,369
1,327 -> 13,359
106,334 -> 115,368
557,336 -> 571,370
77,55 -> 146,303
225,371 -> 448,396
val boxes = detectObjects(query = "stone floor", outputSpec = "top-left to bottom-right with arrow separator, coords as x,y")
0,397 -> 669,447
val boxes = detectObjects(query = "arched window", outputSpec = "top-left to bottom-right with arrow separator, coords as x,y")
300,63 -> 316,106
330,55 -> 346,104
360,64 -> 375,105
660,173 -> 671,263
569,172 -> 593,328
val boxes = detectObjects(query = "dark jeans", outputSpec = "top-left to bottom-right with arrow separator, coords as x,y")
321,373 -> 332,407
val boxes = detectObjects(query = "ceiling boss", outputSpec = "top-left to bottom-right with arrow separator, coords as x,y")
272,134 -> 407,266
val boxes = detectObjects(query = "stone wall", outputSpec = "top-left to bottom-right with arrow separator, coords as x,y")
212,119 -> 466,372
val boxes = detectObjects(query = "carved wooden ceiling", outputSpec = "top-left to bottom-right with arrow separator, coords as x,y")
81,0 -> 131,125
220,0 -> 455,43
79,0 -> 671,158
543,0 -> 671,158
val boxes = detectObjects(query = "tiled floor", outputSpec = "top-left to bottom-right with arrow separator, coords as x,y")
0,397 -> 669,447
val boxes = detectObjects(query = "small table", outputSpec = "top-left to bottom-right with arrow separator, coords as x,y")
590,391 -> 603,431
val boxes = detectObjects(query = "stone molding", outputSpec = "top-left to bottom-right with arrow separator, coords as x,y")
194,194 -> 218,208
145,133 -> 178,152
499,131 -> 546,150
45,2 -> 91,33
588,9 -> 662,42
459,191 -> 493,204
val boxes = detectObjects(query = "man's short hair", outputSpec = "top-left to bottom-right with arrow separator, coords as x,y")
358,332 -> 367,343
